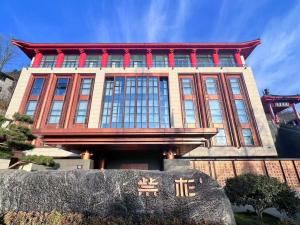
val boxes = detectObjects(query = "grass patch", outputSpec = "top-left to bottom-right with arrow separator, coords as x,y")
235,212 -> 280,225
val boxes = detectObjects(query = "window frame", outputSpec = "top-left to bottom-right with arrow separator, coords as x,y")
174,54 -> 191,67
62,55 -> 79,68
40,55 -> 57,68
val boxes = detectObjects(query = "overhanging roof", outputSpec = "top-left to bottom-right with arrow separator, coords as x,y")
12,39 -> 261,59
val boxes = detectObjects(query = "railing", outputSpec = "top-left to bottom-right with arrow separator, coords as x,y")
152,61 -> 168,67
129,62 -> 147,67
174,60 -> 191,67
107,61 -> 124,68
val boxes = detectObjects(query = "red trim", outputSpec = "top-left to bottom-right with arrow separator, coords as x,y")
32,52 -> 43,67
146,49 -> 152,68
168,49 -> 174,67
190,50 -> 197,67
78,51 -> 87,67
101,50 -> 108,67
12,39 -> 261,60
212,50 -> 219,66
234,50 -> 243,66
55,52 -> 64,67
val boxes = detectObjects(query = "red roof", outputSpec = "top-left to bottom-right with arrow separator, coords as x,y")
12,39 -> 261,59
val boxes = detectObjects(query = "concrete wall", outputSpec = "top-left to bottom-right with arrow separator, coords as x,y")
6,66 -> 277,157
0,159 -> 10,169
55,159 -> 94,170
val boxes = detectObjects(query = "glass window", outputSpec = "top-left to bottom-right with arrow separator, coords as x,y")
80,78 -> 92,95
55,78 -> 69,96
25,101 -> 37,116
219,54 -> 236,67
153,55 -> 168,67
85,55 -> 101,67
184,100 -> 197,128
242,128 -> 254,145
215,129 -> 227,146
174,54 -> 191,67
130,55 -> 146,67
108,55 -> 123,67
197,54 -> 214,67
62,55 -> 79,67
209,100 -> 223,123
235,100 -> 249,123
229,78 -> 241,95
31,78 -> 45,96
48,101 -> 63,124
75,100 -> 88,123
205,78 -> 218,95
101,76 -> 170,128
40,55 -> 56,68
182,78 -> 193,95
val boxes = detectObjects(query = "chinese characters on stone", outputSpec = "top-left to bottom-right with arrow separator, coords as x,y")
137,177 -> 196,197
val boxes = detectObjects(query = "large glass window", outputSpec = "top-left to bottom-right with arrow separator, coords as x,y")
209,100 -> 223,123
62,55 -> 79,67
85,55 -> 101,67
182,78 -> 193,95
229,78 -> 241,95
108,55 -> 123,67
25,101 -> 37,116
153,55 -> 168,67
197,54 -> 214,67
205,78 -> 218,95
31,78 -> 45,96
75,100 -> 88,123
235,100 -> 249,123
184,100 -> 197,127
130,55 -> 146,67
219,54 -> 236,67
40,55 -> 56,68
174,54 -> 191,67
80,78 -> 92,95
55,78 -> 69,96
242,128 -> 254,145
215,129 -> 227,146
48,101 -> 63,124
101,76 -> 170,128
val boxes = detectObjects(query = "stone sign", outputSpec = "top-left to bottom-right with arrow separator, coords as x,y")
0,169 -> 235,224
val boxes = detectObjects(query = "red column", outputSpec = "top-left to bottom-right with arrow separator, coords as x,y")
234,49 -> 243,66
101,49 -> 108,67
168,49 -> 174,68
190,49 -> 197,67
32,50 -> 43,67
55,50 -> 64,67
292,103 -> 300,123
124,49 -> 130,67
212,49 -> 219,66
146,49 -> 152,68
78,49 -> 87,67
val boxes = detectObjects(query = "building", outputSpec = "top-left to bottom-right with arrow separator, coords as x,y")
6,39 -> 300,190
0,72 -> 15,115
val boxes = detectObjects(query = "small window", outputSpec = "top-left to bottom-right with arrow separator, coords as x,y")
85,55 -> 101,67
205,78 -> 218,95
184,100 -> 197,128
62,55 -> 79,67
108,55 -> 123,67
40,55 -> 57,68
209,100 -> 223,123
182,78 -> 193,95
31,78 -> 45,96
197,54 -> 214,67
235,100 -> 249,123
215,129 -> 227,146
130,55 -> 146,67
48,101 -> 63,124
242,128 -> 254,145
25,101 -> 37,116
55,78 -> 69,96
174,54 -> 191,67
229,78 -> 241,95
75,100 -> 88,123
219,54 -> 236,67
80,78 -> 92,95
153,55 -> 168,67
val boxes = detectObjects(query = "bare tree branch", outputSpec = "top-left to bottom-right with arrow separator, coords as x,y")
0,35 -> 18,72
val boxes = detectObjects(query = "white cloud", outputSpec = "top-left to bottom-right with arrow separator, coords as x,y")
248,1 -> 300,95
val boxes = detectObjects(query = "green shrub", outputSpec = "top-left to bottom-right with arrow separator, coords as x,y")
0,150 -> 12,159
2,211 -> 228,225
21,155 -> 55,167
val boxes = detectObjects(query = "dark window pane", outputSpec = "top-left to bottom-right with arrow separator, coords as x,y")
31,78 -> 45,96
55,78 -> 69,96
197,54 -> 214,67
219,54 -> 236,67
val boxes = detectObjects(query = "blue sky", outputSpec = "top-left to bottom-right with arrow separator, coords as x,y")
1,0 -> 300,97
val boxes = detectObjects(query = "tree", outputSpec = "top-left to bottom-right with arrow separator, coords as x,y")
0,35 -> 18,72
224,174 -> 299,224
0,112 -> 36,158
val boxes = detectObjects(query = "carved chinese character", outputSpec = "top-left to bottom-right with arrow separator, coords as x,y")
138,177 -> 159,196
175,178 -> 196,197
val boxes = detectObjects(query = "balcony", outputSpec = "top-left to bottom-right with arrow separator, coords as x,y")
107,61 -> 124,68
153,61 -> 168,67
174,60 -> 191,67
